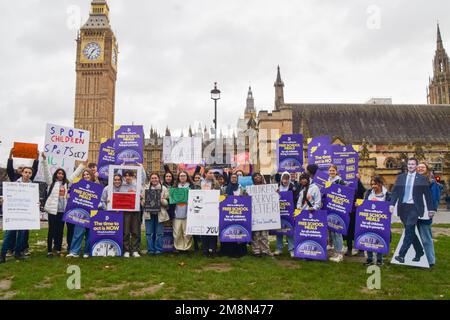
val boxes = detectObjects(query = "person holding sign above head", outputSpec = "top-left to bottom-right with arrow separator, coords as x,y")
200,168 -> 221,257
390,157 -> 434,264
251,172 -> 274,258
66,168 -> 98,259
274,172 -> 298,257
220,173 -> 248,258
327,164 -> 346,263
142,173 -> 170,255
363,176 -> 392,266
172,171 -> 194,253
416,161 -> 441,267
0,166 -> 39,264
7,147 -> 39,183
41,153 -> 85,257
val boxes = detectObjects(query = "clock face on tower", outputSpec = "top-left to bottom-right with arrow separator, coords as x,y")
83,42 -> 102,61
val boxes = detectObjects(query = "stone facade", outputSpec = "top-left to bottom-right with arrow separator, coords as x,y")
74,0 -> 118,163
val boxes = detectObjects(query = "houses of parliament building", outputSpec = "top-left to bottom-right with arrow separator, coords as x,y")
73,1 -> 450,191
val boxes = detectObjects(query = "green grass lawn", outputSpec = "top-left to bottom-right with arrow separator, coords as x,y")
0,226 -> 449,300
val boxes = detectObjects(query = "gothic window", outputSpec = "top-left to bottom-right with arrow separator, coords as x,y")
440,61 -> 444,73
385,158 -> 396,169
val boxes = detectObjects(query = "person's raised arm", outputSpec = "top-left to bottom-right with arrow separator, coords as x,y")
30,150 -> 40,181
6,148 -> 15,181
68,161 -> 87,183
41,153 -> 53,186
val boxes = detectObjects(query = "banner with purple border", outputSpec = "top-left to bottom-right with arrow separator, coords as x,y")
307,136 -> 332,171
114,125 -> 144,165
331,144 -> 359,188
219,196 -> 252,243
90,210 -> 123,257
324,183 -> 355,235
294,209 -> 328,261
355,200 -> 391,254
312,169 -> 330,192
98,139 -> 115,180
272,191 -> 294,236
63,180 -> 103,228
277,134 -> 303,173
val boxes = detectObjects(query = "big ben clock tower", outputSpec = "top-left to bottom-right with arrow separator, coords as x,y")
74,0 -> 118,162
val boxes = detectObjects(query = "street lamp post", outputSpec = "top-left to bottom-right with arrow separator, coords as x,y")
210,82 -> 221,164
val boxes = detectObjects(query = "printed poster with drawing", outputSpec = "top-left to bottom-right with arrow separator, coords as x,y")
186,190 -> 220,236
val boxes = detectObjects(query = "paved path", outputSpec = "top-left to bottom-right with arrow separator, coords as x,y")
391,210 -> 450,224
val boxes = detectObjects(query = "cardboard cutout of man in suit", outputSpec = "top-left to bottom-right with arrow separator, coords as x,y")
389,158 -> 435,264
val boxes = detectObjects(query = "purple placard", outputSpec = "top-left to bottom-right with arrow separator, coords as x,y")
98,139 -> 115,180
355,200 -> 391,254
294,210 -> 328,261
324,183 -> 355,235
63,180 -> 103,228
278,134 -> 303,173
331,144 -> 359,188
273,191 -> 294,236
162,226 -> 175,252
307,136 -> 332,171
114,125 -> 144,165
312,169 -> 329,192
219,196 -> 252,243
90,210 -> 123,257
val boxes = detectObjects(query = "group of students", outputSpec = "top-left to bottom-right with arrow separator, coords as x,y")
0,149 -> 442,267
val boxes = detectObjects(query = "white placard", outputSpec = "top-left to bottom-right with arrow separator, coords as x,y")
2,182 -> 40,230
163,137 -> 202,164
186,190 -> 220,236
246,184 -> 281,231
107,165 -> 143,212
390,227 -> 430,268
44,123 -> 90,161
34,155 -> 75,183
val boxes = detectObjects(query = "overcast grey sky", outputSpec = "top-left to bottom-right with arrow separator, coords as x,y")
0,0 -> 448,166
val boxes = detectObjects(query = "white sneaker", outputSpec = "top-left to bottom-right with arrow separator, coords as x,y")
330,253 -> 344,263
290,251 -> 295,258
327,245 -> 334,250
83,254 -> 89,259
66,253 -> 79,258
123,252 -> 130,258
274,250 -> 282,256
132,252 -> 141,258
351,249 -> 359,256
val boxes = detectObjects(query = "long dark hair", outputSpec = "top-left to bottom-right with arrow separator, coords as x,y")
52,168 -> 69,185
299,173 -> 311,207
163,171 -> 174,187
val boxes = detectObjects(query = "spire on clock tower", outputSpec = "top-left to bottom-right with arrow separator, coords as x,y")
274,65 -> 285,110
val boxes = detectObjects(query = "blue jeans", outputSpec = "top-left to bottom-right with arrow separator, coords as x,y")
367,251 -> 383,263
417,219 -> 435,265
145,217 -> 164,254
70,225 -> 90,256
1,230 -> 26,257
276,235 -> 294,252
330,231 -> 343,252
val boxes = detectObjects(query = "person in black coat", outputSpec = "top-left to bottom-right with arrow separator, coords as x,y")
344,177 -> 366,257
390,158 -> 434,264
